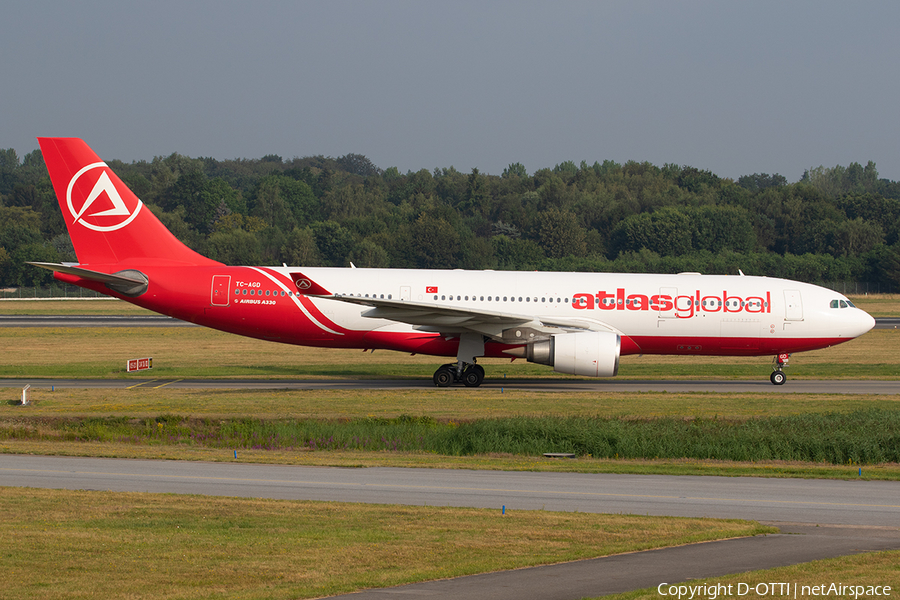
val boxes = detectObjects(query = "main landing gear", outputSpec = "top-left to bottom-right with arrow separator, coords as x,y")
770,353 -> 789,385
433,332 -> 487,388
433,362 -> 485,388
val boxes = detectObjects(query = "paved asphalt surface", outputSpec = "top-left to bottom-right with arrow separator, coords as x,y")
3,455 -> 899,599
4,457 -> 898,526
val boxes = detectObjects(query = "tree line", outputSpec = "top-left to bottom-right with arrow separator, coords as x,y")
1,145 -> 899,289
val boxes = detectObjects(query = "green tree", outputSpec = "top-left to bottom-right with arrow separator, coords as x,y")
0,148 -> 18,196
538,208 -> 587,259
206,229 -> 261,265
502,163 -> 527,178
411,213 -> 460,268
250,176 -> 299,230
281,227 -> 321,266
311,220 -> 355,266
491,235 -> 544,269
349,239 -> 390,268
610,207 -> 693,257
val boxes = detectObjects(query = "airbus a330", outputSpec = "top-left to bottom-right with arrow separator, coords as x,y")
30,138 -> 875,386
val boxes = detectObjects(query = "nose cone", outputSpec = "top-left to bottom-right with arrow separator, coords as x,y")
849,308 -> 876,338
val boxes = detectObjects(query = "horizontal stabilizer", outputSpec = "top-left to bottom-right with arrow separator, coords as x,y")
27,262 -> 149,297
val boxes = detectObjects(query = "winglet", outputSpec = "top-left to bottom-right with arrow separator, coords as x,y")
290,272 -> 331,296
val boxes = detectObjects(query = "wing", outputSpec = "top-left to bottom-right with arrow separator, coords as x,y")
324,294 -> 623,342
289,270 -> 622,342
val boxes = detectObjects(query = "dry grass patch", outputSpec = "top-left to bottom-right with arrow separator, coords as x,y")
0,487 -> 773,600
849,293 -> 900,317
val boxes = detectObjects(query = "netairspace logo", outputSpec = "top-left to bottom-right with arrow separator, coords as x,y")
657,582 -> 892,599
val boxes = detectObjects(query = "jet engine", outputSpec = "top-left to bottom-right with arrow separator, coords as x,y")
523,331 -> 620,377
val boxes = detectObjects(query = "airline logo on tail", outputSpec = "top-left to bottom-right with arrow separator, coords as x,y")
67,162 -> 143,232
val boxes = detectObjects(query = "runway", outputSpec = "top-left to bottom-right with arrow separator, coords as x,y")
3,455 -> 899,599
0,377 -> 897,394
3,456 -> 897,526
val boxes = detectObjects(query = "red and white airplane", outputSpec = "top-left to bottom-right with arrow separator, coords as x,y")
31,138 -> 875,386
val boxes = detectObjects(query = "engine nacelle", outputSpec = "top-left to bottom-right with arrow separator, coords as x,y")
525,331 -> 620,377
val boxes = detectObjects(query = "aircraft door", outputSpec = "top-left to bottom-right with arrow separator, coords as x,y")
784,290 -> 803,321
658,287 -> 677,318
211,275 -> 231,307
400,286 -> 411,301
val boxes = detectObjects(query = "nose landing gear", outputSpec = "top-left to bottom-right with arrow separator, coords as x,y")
770,353 -> 789,385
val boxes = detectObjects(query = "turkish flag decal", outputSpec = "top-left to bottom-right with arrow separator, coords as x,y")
426,286 -> 438,294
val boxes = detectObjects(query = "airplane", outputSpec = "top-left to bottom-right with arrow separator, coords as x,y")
30,138 -> 876,387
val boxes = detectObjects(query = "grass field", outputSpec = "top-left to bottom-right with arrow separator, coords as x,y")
0,487 -> 773,600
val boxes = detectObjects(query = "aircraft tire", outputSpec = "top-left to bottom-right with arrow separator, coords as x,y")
770,371 -> 787,385
463,365 -> 485,387
433,367 -> 455,387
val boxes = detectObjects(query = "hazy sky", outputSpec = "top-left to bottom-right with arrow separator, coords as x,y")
3,1 -> 899,181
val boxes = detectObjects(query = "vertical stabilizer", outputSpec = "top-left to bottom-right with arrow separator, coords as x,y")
38,137 -> 220,266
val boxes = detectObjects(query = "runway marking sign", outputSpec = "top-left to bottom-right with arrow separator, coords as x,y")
126,357 -> 152,372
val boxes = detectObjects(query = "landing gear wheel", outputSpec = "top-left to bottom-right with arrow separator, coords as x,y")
433,366 -> 455,387
463,364 -> 485,387
770,371 -> 786,385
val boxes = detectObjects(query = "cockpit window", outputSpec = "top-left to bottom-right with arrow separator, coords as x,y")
831,299 -> 856,309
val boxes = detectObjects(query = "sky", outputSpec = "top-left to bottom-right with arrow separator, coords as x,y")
3,1 -> 899,182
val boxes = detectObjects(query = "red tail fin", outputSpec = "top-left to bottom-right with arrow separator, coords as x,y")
38,137 -> 220,267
